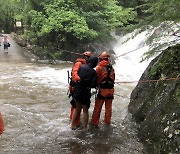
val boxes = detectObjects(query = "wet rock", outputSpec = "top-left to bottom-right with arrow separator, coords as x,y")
128,44 -> 180,154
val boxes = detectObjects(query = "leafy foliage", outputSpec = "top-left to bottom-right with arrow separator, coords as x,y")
123,0 -> 180,61
23,0 -> 136,50
145,0 -> 180,25
0,0 -> 179,61
0,0 -> 18,33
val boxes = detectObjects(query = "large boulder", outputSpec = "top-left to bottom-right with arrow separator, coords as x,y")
128,44 -> 180,154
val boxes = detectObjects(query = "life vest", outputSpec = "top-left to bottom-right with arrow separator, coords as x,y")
69,58 -> 86,95
0,112 -> 4,135
74,58 -> 86,65
97,62 -> 115,100
99,64 -> 114,89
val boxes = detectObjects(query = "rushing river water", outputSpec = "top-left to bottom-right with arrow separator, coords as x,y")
0,35 -> 144,154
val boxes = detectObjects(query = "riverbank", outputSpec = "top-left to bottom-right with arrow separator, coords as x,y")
10,32 -> 117,64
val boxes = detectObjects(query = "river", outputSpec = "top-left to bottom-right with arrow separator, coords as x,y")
0,34 -> 144,153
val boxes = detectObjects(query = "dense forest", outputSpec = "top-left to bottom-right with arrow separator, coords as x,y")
0,0 -> 179,59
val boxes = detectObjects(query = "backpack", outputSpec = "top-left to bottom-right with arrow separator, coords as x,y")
68,58 -> 86,96
68,72 -> 76,97
99,64 -> 114,89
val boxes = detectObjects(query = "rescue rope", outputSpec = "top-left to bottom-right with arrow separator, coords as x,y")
58,36 -> 179,86
56,36 -> 179,59
56,45 -> 148,58
113,77 -> 180,98
115,77 -> 180,84
115,46 -> 148,58
56,48 -> 82,56
114,93 -> 130,99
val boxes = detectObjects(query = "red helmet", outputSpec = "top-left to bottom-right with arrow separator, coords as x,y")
83,51 -> 93,57
99,51 -> 109,60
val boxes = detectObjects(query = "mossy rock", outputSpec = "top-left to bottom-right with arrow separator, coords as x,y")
128,44 -> 180,154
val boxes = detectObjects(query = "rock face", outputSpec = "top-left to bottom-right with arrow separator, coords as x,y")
128,44 -> 180,154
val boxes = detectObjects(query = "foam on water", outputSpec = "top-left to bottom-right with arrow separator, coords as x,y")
22,67 -> 71,89
113,25 -> 180,83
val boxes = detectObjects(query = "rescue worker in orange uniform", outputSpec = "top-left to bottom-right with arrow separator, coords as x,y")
91,51 -> 115,126
0,112 -> 5,135
69,51 -> 93,127
71,56 -> 98,130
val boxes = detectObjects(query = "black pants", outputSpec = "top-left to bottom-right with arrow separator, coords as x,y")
73,86 -> 91,109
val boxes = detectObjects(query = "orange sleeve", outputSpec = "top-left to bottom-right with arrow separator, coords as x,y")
96,64 -> 115,85
96,65 -> 103,85
72,62 -> 82,82
0,112 -> 5,134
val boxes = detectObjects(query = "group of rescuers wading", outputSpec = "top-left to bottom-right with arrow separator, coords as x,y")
69,51 -> 115,130
0,50 -> 115,134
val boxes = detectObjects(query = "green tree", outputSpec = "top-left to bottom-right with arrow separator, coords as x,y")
140,0 -> 180,60
0,0 -> 28,33
0,0 -> 15,33
145,0 -> 180,25
24,0 -> 136,50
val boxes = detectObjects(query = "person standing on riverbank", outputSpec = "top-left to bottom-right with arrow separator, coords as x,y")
71,56 -> 98,130
91,51 -> 115,127
3,35 -> 10,53
0,112 -> 5,135
69,51 -> 93,128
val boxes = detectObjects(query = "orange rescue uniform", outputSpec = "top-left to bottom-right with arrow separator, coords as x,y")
0,112 -> 5,135
69,58 -> 86,126
72,58 -> 86,82
91,59 -> 115,126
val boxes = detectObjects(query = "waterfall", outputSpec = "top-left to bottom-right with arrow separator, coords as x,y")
113,24 -> 180,84
113,30 -> 151,83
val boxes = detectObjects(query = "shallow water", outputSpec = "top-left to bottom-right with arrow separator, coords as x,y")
0,35 -> 144,154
